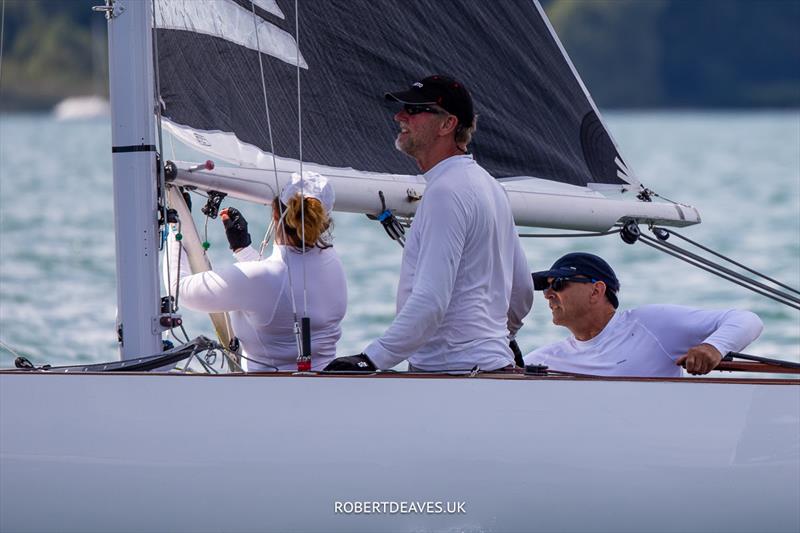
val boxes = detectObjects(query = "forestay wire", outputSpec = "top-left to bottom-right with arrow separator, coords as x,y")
520,223 -> 799,311
294,0 -> 309,319
249,0 -> 308,363
518,229 -> 621,239
150,0 -> 181,343
638,228 -> 800,310
249,2 -> 286,260
292,0 -> 312,370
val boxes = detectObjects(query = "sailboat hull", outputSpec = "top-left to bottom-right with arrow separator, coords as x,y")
1,372 -> 797,532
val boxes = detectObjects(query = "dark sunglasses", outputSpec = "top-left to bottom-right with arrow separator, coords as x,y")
403,103 -> 445,115
544,276 -> 597,292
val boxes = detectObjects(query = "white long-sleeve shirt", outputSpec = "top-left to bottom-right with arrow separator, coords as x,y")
364,155 -> 534,371
164,235 -> 347,371
523,305 -> 764,377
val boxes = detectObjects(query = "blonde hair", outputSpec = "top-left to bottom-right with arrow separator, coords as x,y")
274,194 -> 332,250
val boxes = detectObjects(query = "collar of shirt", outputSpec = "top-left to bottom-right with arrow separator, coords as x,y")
571,311 -> 621,348
424,154 -> 474,184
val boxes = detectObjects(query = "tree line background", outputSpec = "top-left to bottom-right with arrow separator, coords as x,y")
1,0 -> 798,111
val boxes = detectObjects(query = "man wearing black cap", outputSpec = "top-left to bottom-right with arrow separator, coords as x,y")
325,75 -> 533,372
523,252 -> 764,376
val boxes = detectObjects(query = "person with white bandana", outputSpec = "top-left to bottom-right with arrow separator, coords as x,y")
325,75 -> 534,372
523,252 -> 764,376
164,172 -> 347,371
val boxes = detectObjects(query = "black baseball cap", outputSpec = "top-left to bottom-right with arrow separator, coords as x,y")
532,252 -> 620,308
385,75 -> 475,127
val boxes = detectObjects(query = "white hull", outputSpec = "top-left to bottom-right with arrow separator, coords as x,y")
2,372 -> 797,532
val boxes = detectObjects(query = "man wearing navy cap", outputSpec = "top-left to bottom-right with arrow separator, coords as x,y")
524,252 -> 764,376
325,75 -> 533,372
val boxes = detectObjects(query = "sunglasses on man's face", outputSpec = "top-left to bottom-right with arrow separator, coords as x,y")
543,276 -> 597,292
403,104 -> 445,115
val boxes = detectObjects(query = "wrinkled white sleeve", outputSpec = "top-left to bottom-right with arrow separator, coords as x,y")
163,232 -> 283,316
364,187 -> 467,369
523,340 -> 563,366
634,305 -> 764,360
507,235 -> 533,338
233,245 -> 261,262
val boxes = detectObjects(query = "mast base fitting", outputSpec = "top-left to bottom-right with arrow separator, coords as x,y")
620,220 -> 641,244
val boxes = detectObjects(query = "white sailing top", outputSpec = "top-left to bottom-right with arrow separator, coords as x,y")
523,305 -> 764,377
164,236 -> 347,371
364,154 -> 534,371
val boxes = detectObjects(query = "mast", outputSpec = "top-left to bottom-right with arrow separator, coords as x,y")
102,0 -> 162,359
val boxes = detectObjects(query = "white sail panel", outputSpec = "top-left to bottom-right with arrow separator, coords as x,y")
155,0 -> 307,69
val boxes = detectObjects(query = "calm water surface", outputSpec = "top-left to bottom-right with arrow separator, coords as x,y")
1,111 -> 798,368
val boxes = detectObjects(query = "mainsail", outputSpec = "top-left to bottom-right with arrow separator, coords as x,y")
155,0 -> 637,189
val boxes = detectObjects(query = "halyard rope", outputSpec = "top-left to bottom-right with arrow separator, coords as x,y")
249,1 -> 304,359
294,0 -> 309,322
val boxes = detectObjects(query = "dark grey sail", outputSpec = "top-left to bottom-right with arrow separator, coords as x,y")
155,0 -> 634,188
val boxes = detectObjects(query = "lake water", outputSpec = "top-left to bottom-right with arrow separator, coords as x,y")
1,111 -> 798,369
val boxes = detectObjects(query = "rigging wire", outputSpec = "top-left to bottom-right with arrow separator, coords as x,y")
0,0 -> 5,176
0,338 -> 28,360
638,233 -> 800,310
0,0 -> 6,90
150,0 -> 170,255
149,0 -> 179,326
151,1 -> 231,359
250,1 -> 286,259
237,352 -> 279,373
294,0 -> 309,320
152,1 -> 241,361
644,188 -> 689,207
248,1 -> 304,362
518,221 -> 798,311
640,232 -> 799,304
666,228 -> 800,296
171,219 -> 183,307
168,132 -> 177,160
292,0 -> 311,370
518,229 -> 621,238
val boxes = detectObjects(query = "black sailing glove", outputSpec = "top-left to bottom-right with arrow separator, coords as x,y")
323,354 -> 377,372
221,207 -> 252,251
510,339 -> 525,368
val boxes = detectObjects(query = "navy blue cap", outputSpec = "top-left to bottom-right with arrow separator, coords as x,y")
532,252 -> 620,308
385,75 -> 475,127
